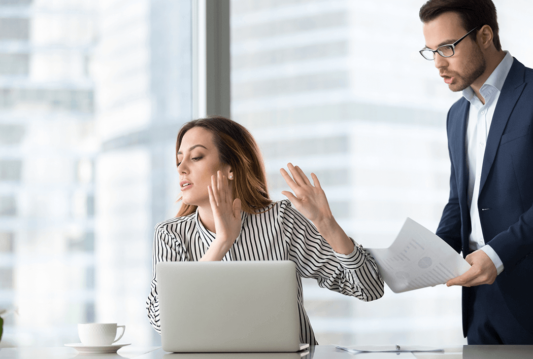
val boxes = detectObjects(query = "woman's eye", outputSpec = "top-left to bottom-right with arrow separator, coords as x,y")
177,156 -> 202,166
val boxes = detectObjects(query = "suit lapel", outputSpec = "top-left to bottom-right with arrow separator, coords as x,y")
451,99 -> 470,207
479,59 -> 526,195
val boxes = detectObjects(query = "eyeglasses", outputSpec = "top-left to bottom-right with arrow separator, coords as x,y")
419,27 -> 479,61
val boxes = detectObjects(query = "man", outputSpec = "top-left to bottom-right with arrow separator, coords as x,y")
419,0 -> 533,344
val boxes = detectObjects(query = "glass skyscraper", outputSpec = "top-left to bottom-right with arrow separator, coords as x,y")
0,0 -> 97,345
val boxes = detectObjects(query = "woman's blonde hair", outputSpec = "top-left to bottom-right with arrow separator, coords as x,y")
175,116 -> 272,217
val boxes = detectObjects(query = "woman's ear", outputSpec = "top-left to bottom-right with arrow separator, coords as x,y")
224,165 -> 234,180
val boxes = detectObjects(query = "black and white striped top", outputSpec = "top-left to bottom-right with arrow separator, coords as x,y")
146,199 -> 384,345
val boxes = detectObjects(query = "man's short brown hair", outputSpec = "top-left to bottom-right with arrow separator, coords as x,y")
419,0 -> 502,51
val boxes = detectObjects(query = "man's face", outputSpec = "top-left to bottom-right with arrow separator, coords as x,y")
422,12 -> 486,92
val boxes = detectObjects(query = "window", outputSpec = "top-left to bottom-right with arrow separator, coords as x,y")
67,232 -> 94,253
0,232 -> 14,252
0,268 -> 13,289
0,125 -> 25,145
0,160 -> 22,182
0,18 -> 29,40
0,0 -> 192,346
0,89 -> 93,112
0,54 -> 29,76
231,0 -> 461,346
0,196 -> 16,216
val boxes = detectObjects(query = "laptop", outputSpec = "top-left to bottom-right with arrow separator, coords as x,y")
157,261 -> 309,353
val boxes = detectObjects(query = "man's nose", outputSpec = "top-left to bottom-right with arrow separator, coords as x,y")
434,53 -> 449,70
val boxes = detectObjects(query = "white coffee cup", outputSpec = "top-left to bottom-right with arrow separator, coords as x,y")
78,323 -> 126,346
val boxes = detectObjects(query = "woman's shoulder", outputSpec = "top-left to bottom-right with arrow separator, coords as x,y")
276,199 -> 292,211
268,199 -> 307,223
251,199 -> 293,219
154,212 -> 196,235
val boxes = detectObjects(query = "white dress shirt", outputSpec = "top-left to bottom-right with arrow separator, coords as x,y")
462,51 -> 513,275
146,199 -> 384,345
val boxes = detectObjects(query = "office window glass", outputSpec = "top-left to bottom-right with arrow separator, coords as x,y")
0,18 -> 29,41
0,125 -> 25,145
0,232 -> 14,252
0,54 -> 30,76
0,196 -> 16,216
231,0 -> 533,346
0,0 -> 191,346
0,160 -> 22,182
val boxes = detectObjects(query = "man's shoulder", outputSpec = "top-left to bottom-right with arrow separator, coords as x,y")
523,63 -> 533,83
447,96 -> 468,120
508,57 -> 533,85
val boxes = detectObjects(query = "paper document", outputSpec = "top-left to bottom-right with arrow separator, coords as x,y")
367,218 -> 470,293
335,352 -> 415,358
336,345 -> 444,353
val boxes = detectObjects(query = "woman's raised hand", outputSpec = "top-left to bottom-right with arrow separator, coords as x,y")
280,163 -> 354,255
280,163 -> 333,226
208,171 -> 242,244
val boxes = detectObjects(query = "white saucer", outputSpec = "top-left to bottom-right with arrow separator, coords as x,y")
64,343 -> 130,354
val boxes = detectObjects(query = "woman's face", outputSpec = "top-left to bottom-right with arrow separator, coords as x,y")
177,127 -> 232,207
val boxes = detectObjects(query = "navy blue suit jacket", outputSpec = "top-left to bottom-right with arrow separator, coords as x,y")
436,58 -> 533,337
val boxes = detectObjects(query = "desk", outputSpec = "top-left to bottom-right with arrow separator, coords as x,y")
0,345 -> 532,359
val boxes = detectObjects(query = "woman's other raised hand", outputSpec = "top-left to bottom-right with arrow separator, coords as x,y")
280,163 -> 333,226
280,163 -> 354,255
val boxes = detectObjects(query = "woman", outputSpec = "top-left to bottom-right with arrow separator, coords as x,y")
146,116 -> 384,345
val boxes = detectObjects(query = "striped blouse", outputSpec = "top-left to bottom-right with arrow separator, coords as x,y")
146,199 -> 384,345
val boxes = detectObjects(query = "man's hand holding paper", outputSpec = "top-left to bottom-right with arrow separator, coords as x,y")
446,250 -> 497,287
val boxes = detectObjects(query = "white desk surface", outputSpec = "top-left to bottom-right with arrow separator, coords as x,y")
0,345 -> 461,359
1,345 -> 532,359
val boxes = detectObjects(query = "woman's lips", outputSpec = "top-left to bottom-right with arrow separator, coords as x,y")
180,183 -> 193,191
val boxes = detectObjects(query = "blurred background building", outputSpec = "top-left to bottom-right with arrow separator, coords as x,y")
92,0 -> 191,347
0,0 -> 98,345
230,0 -> 461,345
0,0 -> 531,348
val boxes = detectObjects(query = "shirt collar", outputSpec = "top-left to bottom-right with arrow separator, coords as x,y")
195,208 -> 247,248
462,51 -> 513,103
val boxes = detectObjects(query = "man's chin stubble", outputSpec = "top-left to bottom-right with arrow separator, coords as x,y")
446,50 -> 487,93
448,80 -> 469,92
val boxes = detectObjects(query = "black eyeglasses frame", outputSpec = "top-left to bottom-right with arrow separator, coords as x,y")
419,26 -> 480,61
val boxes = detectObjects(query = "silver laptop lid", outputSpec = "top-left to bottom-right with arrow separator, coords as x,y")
162,352 -> 311,359
157,261 -> 301,353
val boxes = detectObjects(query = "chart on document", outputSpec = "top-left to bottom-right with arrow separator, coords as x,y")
367,218 -> 471,293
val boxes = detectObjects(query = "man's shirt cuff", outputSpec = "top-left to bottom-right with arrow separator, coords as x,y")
480,245 -> 504,275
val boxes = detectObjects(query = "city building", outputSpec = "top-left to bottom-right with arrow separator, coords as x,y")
230,0 -> 463,345
0,0 -> 97,345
